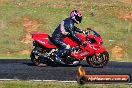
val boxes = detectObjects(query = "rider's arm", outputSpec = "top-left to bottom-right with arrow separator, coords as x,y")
74,26 -> 83,33
67,24 -> 82,45
74,26 -> 88,34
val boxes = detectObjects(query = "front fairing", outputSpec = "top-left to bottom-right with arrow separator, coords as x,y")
71,31 -> 106,59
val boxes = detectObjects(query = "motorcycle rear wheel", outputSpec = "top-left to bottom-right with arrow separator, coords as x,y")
86,51 -> 109,68
30,47 -> 51,67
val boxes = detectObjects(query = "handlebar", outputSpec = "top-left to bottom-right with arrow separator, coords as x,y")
85,28 -> 100,37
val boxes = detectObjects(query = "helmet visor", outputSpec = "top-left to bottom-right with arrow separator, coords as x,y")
75,15 -> 82,23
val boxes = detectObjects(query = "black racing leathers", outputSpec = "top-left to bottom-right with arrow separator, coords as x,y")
52,17 -> 83,49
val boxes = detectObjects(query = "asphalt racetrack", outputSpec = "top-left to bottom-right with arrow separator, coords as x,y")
0,59 -> 132,82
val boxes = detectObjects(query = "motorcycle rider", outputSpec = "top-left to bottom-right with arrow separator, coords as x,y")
52,10 -> 88,63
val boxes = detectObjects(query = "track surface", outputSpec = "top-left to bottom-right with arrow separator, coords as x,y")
0,59 -> 132,82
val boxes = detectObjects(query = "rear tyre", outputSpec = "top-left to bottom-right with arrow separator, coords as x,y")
86,51 -> 109,68
30,47 -> 51,67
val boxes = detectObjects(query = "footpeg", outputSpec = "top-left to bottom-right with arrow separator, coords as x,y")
73,61 -> 80,65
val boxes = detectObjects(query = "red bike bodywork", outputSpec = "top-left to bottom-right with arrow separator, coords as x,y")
32,33 -> 106,61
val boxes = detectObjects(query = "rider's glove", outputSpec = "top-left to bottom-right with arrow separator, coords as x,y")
83,30 -> 89,35
83,28 -> 92,35
83,31 -> 86,34
85,28 -> 94,34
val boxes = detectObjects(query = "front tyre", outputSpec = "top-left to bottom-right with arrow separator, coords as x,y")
86,51 -> 109,68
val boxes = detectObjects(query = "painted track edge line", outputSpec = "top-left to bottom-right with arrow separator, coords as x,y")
0,79 -> 76,83
0,79 -> 19,81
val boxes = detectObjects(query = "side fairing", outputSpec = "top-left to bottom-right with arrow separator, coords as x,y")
32,33 -> 57,48
63,33 -> 86,47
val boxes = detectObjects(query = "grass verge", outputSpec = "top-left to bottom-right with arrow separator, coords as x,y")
0,0 -> 132,61
0,81 -> 132,88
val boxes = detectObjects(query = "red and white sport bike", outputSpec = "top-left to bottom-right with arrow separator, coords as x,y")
30,29 -> 109,67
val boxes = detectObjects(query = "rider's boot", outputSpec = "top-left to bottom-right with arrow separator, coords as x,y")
55,49 -> 62,63
55,49 -> 71,64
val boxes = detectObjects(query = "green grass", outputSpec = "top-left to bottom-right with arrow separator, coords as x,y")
0,53 -> 30,59
0,0 -> 132,61
0,81 -> 132,88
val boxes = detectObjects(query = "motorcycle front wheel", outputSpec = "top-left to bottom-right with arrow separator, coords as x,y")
86,51 -> 109,68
